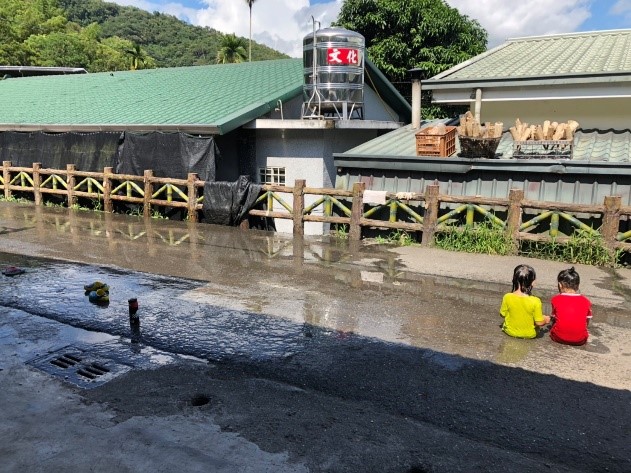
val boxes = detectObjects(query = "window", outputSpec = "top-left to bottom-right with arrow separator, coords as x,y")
259,166 -> 285,185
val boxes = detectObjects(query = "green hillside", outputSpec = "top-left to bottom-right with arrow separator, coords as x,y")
58,0 -> 288,67
0,0 -> 287,72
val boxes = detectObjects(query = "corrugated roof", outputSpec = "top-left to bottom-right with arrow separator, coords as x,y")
497,130 -> 631,162
338,126 -> 631,163
341,120 -> 456,157
0,59 -> 411,135
0,59 -> 303,135
425,29 -> 631,83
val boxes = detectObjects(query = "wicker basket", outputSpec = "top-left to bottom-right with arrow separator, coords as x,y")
458,136 -> 501,159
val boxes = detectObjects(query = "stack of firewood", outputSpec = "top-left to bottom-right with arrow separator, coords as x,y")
509,118 -> 579,142
457,111 -> 503,139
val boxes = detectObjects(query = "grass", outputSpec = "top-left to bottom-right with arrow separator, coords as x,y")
434,219 -> 513,255
435,219 -> 621,267
332,224 -> 349,240
44,198 -> 103,212
127,206 -> 169,220
521,228 -> 620,267
375,229 -> 416,246
0,194 -> 30,204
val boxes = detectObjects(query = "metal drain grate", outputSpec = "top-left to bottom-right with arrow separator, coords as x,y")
28,346 -> 131,389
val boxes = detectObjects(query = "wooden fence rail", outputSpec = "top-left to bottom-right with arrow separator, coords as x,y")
1,161 -> 631,254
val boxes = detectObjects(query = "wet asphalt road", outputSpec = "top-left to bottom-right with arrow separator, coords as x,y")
0,202 -> 630,473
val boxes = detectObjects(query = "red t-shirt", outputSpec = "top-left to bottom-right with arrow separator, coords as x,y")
550,293 -> 592,344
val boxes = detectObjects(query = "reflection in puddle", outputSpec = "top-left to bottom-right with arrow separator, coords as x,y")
495,337 -> 533,364
0,204 -> 629,389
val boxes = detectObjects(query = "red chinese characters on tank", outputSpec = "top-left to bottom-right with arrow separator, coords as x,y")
327,48 -> 359,65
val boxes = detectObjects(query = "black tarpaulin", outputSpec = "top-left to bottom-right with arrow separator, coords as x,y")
0,131 -> 120,170
115,132 -> 216,181
202,175 -> 261,226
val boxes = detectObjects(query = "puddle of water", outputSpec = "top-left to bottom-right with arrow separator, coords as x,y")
1,205 -> 630,392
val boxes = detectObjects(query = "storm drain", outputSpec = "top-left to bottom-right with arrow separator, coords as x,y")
28,346 -> 131,389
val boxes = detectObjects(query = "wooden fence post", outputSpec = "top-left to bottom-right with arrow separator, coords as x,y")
67,164 -> 77,208
602,195 -> 621,251
187,173 -> 199,223
421,184 -> 440,246
506,188 -> 524,253
102,167 -> 113,213
293,179 -> 306,236
349,182 -> 365,241
143,170 -> 153,217
32,162 -> 42,206
3,161 -> 11,200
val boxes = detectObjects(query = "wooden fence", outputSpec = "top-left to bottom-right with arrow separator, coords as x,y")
1,161 -> 631,253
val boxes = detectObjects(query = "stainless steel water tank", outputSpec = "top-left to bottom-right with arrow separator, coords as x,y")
302,27 -> 365,119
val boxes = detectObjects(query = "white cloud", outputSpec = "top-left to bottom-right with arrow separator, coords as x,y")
111,0 -> 342,57
112,0 -> 594,56
113,0 -> 200,21
445,0 -> 592,47
609,0 -> 631,22
611,0 -> 631,16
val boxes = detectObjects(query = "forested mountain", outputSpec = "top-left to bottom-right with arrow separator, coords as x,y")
0,0 -> 287,73
58,0 -> 288,67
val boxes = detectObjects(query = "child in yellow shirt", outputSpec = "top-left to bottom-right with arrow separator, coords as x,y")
500,264 -> 550,339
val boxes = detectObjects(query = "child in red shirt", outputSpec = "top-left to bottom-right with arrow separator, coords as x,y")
550,267 -> 592,346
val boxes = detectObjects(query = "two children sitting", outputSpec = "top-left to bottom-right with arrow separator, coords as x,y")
500,264 -> 592,345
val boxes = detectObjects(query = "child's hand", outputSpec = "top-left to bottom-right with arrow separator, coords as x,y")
544,315 -> 551,325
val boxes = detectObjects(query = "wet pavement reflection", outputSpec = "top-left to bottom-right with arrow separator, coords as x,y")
0,203 -> 630,388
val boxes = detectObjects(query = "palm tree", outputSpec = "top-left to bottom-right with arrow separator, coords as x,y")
215,34 -> 247,64
245,0 -> 257,62
125,44 -> 146,71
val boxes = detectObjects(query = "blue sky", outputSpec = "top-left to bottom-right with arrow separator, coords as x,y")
112,0 -> 631,57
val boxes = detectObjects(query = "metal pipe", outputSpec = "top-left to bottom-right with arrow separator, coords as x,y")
474,88 -> 482,123
412,78 -> 422,129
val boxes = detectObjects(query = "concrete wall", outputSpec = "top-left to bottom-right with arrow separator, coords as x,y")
363,86 -> 400,122
256,128 -> 380,235
268,88 -> 403,122
476,98 -> 631,131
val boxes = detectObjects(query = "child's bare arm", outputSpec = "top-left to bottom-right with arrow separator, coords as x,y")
535,315 -> 551,326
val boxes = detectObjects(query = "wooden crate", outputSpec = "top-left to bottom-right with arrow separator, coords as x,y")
415,126 -> 457,157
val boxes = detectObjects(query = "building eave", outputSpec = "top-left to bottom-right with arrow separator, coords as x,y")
0,124 -> 221,134
422,72 -> 631,91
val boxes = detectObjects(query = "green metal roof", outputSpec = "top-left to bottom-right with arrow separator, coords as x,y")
0,58 -> 410,135
0,59 -> 303,135
338,120 -> 455,158
424,29 -> 631,85
336,125 -> 631,164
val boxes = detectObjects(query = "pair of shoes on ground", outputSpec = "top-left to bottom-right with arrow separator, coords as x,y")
85,281 -> 110,304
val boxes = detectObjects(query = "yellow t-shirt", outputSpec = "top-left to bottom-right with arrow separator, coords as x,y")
500,292 -> 545,339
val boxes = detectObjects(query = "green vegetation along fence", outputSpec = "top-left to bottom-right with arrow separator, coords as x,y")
1,161 -> 630,255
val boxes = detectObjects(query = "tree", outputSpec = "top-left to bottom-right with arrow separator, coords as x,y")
335,0 -> 487,117
215,34 -> 247,64
125,43 -> 148,70
244,0 -> 257,62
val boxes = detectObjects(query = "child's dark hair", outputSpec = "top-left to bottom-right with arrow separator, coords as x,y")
557,267 -> 580,291
512,264 -> 536,295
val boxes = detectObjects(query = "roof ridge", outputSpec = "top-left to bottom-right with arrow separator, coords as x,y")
508,28 -> 631,42
427,42 -> 512,80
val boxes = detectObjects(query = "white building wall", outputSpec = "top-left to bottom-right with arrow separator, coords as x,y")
477,98 -> 631,130
264,156 -> 325,235
363,86 -> 401,122
267,86 -> 404,122
256,128 -> 381,235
